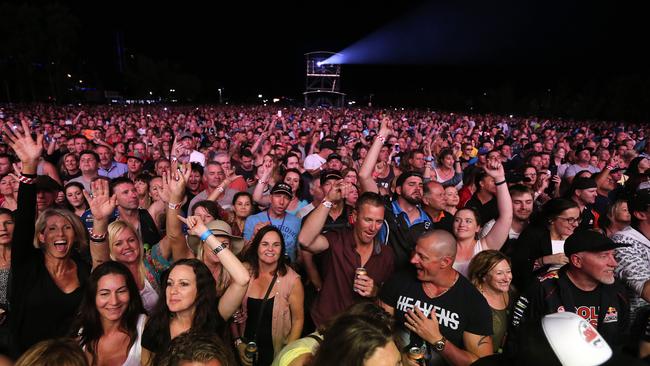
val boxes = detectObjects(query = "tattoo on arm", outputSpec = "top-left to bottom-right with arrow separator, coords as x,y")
477,336 -> 489,347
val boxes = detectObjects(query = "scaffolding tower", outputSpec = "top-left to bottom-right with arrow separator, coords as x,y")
304,51 -> 345,108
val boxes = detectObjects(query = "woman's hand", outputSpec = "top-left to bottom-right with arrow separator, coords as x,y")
178,215 -> 209,237
85,179 -> 117,222
162,161 -> 191,203
3,119 -> 43,169
543,253 -> 569,265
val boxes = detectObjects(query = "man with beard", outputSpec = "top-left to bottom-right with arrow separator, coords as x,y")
359,118 -> 433,269
480,184 -> 534,256
81,177 -> 160,249
300,189 -> 395,327
509,230 -> 630,354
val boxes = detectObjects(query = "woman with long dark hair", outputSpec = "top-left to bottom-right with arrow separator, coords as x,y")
234,226 -> 304,366
72,261 -> 146,366
141,213 -> 249,364
64,182 -> 90,217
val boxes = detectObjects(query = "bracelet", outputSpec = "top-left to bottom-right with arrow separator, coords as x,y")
18,175 -> 36,184
606,165 -> 614,171
168,202 -> 182,210
89,230 -> 107,242
216,186 -> 225,194
200,229 -> 213,241
259,179 -> 268,185
495,179 -> 507,186
376,134 -> 386,143
322,200 -> 334,209
212,243 -> 226,255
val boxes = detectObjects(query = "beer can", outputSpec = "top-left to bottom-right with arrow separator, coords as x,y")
408,346 -> 425,365
355,267 -> 367,278
245,341 -> 258,361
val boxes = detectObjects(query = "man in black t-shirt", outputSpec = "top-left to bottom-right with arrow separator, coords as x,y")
379,230 -> 493,366
508,230 -> 630,355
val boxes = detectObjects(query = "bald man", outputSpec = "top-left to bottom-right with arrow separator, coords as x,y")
379,230 -> 494,366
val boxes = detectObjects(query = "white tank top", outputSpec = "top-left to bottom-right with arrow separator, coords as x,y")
122,314 -> 146,366
453,240 -> 484,278
140,278 -> 159,314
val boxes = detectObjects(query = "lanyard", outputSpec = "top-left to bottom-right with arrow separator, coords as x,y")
266,210 -> 286,234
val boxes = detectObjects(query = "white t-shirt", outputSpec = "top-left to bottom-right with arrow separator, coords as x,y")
549,239 -> 566,272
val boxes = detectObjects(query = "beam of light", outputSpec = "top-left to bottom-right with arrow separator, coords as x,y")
319,1 -> 582,66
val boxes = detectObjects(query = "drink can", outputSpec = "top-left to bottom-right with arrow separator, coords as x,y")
355,267 -> 367,278
408,346 -> 425,365
245,341 -> 258,361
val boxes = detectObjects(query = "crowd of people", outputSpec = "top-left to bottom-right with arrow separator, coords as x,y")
0,103 -> 649,365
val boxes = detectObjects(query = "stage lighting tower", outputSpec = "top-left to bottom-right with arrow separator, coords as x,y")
304,51 -> 345,108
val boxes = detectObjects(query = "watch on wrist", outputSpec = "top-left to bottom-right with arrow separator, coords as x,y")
432,336 -> 447,352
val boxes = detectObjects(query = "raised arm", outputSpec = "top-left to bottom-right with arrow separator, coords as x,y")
252,160 -> 274,207
482,160 -> 513,251
84,179 -> 117,269
161,162 -> 192,260
4,119 -> 42,266
179,215 -> 250,319
359,117 -> 392,194
297,181 -> 350,254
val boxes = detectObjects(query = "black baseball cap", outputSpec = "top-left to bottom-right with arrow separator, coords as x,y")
320,171 -> 342,185
327,153 -> 342,162
395,171 -> 423,187
629,190 -> 650,214
270,182 -> 293,198
320,141 -> 337,152
564,230 -> 628,256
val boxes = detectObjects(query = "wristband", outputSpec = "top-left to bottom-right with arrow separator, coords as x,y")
212,243 -> 226,255
322,200 -> 334,209
495,179 -> 507,186
606,165 -> 614,171
89,230 -> 107,242
376,134 -> 386,143
216,186 -> 225,194
200,229 -> 213,241
19,175 -> 36,184
168,202 -> 182,210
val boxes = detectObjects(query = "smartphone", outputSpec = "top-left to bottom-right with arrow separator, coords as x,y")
395,144 -> 400,152
277,110 -> 282,117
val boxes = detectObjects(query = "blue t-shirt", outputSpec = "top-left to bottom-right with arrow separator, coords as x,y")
243,210 -> 301,262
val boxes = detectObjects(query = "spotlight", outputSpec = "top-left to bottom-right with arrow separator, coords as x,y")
317,61 -> 323,67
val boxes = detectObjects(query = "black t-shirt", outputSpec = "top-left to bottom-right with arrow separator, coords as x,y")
380,270 -> 492,365
577,206 -> 598,231
235,165 -> 256,182
465,195 -> 498,223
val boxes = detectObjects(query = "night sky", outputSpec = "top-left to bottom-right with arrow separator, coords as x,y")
3,1 -> 649,116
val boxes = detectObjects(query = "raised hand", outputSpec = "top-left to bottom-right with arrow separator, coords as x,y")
378,117 -> 393,138
325,179 -> 349,204
84,179 -> 117,222
177,215 -> 209,237
3,119 -> 43,168
162,161 -> 191,203
484,158 -> 505,182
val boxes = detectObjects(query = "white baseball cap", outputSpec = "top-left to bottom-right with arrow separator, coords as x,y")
542,312 -> 612,366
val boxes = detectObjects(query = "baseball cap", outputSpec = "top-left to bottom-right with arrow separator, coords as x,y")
36,176 -> 62,192
327,153 -> 342,162
187,219 -> 244,256
178,132 -> 194,140
564,230 -> 628,256
576,145 -> 594,154
571,177 -> 597,191
126,151 -> 145,162
320,141 -> 337,152
395,171 -> 423,187
629,190 -> 650,214
320,170 -> 342,185
270,182 -> 293,197
541,312 -> 612,366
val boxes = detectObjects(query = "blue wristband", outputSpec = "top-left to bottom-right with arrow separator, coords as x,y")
200,229 -> 213,241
